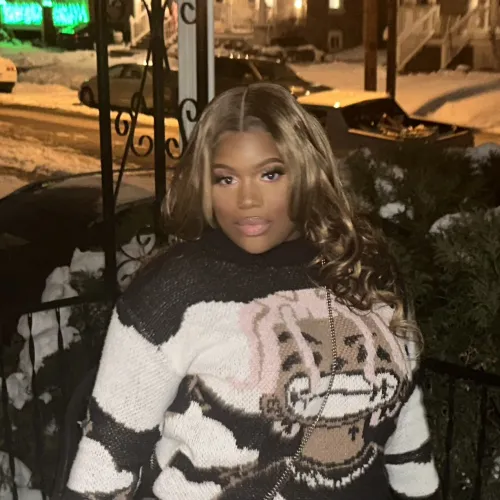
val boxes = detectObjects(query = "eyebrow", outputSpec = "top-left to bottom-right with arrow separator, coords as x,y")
212,157 -> 283,172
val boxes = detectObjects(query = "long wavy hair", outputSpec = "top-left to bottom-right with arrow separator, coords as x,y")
164,83 -> 421,347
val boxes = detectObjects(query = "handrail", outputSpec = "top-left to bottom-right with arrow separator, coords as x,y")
397,5 -> 440,71
440,7 -> 483,69
130,8 -> 150,48
398,5 -> 440,47
130,8 -> 177,48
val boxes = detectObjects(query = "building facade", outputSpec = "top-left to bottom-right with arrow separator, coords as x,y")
306,0 -> 388,53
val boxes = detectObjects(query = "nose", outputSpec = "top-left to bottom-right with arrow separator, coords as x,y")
237,178 -> 262,209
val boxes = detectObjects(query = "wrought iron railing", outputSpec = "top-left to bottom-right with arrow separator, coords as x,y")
1,298 -> 500,499
421,358 -> 500,499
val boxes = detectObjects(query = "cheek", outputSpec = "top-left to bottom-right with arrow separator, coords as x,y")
268,186 -> 293,219
211,189 -> 234,218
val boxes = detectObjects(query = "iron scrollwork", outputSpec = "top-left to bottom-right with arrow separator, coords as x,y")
111,0 -> 201,178
180,0 -> 196,24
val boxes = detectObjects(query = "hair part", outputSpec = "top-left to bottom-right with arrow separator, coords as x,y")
164,83 -> 422,350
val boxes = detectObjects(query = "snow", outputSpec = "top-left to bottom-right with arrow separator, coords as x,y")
466,142 -> 500,164
295,62 -> 500,133
1,44 -> 500,134
0,134 -> 106,177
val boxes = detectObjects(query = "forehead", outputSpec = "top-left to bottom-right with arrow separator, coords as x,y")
213,131 -> 281,166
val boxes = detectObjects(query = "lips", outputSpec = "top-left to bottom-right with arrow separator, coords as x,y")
236,217 -> 271,237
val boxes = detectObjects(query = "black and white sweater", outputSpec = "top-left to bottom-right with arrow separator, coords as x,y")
65,230 -> 440,500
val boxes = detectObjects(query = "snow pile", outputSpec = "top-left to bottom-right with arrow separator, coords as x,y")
0,135 -> 104,176
466,142 -> 500,166
1,44 -> 149,90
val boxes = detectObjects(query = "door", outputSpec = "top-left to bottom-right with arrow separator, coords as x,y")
117,64 -> 150,110
107,64 -> 127,109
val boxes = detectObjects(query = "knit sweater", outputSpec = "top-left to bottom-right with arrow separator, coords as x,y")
64,229 -> 440,500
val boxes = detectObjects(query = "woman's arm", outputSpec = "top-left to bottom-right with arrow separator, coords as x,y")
384,379 -> 441,499
63,299 -> 185,499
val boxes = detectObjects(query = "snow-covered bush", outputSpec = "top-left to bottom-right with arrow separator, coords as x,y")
346,143 -> 500,500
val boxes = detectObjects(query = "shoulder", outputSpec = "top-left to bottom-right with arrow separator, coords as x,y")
371,302 -> 421,376
115,239 -> 209,344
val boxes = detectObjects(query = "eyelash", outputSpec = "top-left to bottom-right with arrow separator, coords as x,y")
213,167 -> 285,186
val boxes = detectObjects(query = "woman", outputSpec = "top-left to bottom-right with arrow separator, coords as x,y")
64,83 -> 440,499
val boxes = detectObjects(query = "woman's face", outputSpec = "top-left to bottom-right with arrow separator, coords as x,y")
211,130 -> 299,254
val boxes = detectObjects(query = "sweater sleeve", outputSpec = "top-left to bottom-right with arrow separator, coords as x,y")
384,366 -> 441,499
63,298 -> 186,499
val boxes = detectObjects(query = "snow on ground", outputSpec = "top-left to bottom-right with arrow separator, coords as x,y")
1,44 -> 500,133
295,62 -> 500,133
0,134 -> 107,177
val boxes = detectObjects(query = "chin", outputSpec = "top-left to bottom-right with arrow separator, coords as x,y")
235,237 -> 276,255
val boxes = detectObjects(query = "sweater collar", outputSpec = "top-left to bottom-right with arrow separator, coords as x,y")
199,229 -> 319,268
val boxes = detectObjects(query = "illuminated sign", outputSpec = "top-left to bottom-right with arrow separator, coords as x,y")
0,1 -> 90,29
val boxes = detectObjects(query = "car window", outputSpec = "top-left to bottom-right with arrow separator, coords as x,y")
215,58 -> 254,80
252,60 -> 300,81
122,65 -> 143,80
108,65 -> 125,78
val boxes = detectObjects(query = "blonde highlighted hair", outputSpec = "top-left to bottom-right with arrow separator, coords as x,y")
164,83 -> 421,347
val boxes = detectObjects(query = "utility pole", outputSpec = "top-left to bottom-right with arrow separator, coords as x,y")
386,0 -> 398,98
363,0 -> 378,91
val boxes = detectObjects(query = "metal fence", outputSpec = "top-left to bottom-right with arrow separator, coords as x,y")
1,1 -> 500,499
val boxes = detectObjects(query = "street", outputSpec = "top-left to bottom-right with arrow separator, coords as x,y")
0,104 -> 499,199
0,105 -> 179,167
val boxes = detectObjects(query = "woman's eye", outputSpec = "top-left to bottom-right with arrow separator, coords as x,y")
262,169 -> 284,181
214,176 -> 234,186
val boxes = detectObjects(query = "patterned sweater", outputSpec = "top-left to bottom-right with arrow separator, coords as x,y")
64,229 -> 440,500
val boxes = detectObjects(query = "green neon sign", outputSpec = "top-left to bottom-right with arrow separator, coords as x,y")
0,1 -> 90,29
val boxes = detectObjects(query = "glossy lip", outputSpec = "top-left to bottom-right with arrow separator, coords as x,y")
236,217 -> 271,237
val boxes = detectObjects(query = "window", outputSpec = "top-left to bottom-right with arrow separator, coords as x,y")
122,65 -> 143,80
328,30 -> 343,52
108,65 -> 124,78
329,0 -> 343,10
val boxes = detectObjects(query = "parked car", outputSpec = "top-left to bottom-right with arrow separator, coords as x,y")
268,35 -> 326,63
78,56 -> 331,115
0,170 -> 156,314
55,23 -> 113,51
0,56 -> 17,93
298,89 -> 474,157
213,56 -> 331,97
78,63 -> 178,114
